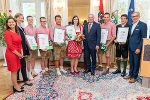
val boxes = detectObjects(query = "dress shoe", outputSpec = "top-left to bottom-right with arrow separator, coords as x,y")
98,65 -> 103,71
13,86 -> 24,90
123,75 -> 132,79
13,86 -> 24,92
56,70 -> 62,76
74,71 -> 79,74
25,83 -> 33,86
101,68 -> 109,75
84,69 -> 91,73
43,71 -> 49,76
129,78 -> 136,83
20,87 -> 24,89
96,65 -> 103,71
121,71 -> 126,77
91,70 -> 95,76
31,70 -> 38,76
112,69 -> 121,74
17,80 -> 23,83
60,68 -> 67,73
70,71 -> 75,74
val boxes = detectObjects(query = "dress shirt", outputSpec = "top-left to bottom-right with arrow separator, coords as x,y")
131,21 -> 139,35
50,24 -> 65,41
101,21 -> 116,40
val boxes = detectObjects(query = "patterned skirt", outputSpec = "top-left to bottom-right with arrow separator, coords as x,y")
66,40 -> 82,58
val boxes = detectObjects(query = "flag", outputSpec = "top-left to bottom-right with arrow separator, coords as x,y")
111,0 -> 118,25
127,0 -> 135,25
98,0 -> 104,24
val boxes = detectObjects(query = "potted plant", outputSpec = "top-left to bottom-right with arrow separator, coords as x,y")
0,10 -> 12,66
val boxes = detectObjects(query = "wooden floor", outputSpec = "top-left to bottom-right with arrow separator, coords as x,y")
0,60 -> 12,100
0,59 -> 42,100
0,59 -> 120,100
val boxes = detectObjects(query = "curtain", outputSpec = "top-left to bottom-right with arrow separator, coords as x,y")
44,0 -> 54,28
9,0 -> 22,16
0,0 -> 10,13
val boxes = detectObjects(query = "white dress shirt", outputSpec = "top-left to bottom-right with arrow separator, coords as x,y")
131,21 -> 139,35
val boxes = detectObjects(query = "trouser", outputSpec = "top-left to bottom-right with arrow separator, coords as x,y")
17,58 -> 28,82
129,50 -> 141,79
84,45 -> 96,71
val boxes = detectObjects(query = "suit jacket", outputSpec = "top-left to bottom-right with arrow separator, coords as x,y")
129,21 -> 147,51
83,22 -> 101,49
18,26 -> 30,56
115,24 -> 130,50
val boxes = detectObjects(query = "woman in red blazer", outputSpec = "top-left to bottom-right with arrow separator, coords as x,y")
4,18 -> 24,92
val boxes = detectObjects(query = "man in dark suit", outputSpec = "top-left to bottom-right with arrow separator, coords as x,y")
124,12 -> 147,83
14,13 -> 32,86
83,14 -> 101,75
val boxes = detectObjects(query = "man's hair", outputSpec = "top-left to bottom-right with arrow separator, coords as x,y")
40,17 -> 46,21
55,15 -> 61,20
132,12 -> 140,17
121,14 -> 128,19
27,16 -> 33,20
14,13 -> 23,19
104,12 -> 110,16
88,14 -> 94,17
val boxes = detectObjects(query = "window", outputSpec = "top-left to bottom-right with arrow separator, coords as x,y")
135,0 -> 150,36
118,0 -> 128,24
22,3 -> 36,27
22,0 -> 45,28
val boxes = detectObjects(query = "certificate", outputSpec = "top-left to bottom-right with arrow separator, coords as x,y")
100,28 -> 109,44
54,28 -> 65,43
116,27 -> 129,42
37,33 -> 50,49
25,35 -> 38,49
66,25 -> 76,40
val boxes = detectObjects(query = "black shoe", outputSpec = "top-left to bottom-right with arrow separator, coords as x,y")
112,69 -> 121,74
101,68 -> 109,75
84,69 -> 91,73
17,80 -> 23,83
13,86 -> 24,92
20,87 -> 24,89
121,71 -> 126,77
25,83 -> 33,86
91,70 -> 95,76
13,86 -> 24,89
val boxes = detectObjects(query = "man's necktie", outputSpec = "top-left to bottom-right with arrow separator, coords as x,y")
88,23 -> 91,33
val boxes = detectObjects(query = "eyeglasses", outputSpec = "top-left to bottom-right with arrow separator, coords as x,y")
40,21 -> 46,22
131,16 -> 138,18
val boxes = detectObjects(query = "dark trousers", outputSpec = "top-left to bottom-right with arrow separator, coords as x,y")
17,58 -> 28,82
129,50 -> 141,79
84,45 -> 96,71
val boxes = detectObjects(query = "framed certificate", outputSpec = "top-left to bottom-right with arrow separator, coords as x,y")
100,28 -> 109,44
54,28 -> 65,43
116,27 -> 129,42
25,35 -> 38,49
66,25 -> 76,40
37,33 -> 52,49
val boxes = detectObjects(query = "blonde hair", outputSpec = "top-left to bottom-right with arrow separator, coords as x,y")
14,13 -> 23,19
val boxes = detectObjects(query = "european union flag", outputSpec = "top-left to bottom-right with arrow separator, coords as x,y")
127,0 -> 135,25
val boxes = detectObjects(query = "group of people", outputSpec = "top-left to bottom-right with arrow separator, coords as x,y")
4,11 -> 147,92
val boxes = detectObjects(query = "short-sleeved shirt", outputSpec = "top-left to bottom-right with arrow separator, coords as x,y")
101,22 -> 116,40
24,25 -> 37,38
36,26 -> 50,40
50,25 -> 65,42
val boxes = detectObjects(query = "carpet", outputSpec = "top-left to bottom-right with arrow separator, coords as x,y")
4,66 -> 150,100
